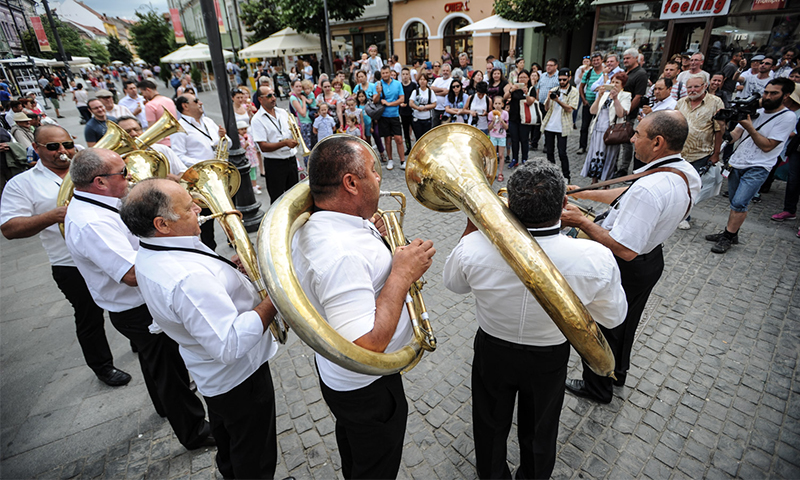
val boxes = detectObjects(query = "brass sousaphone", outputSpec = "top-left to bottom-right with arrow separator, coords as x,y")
405,123 -> 616,377
256,134 -> 435,375
56,110 -> 185,236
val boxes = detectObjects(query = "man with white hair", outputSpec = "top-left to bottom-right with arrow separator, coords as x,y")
677,53 -> 710,86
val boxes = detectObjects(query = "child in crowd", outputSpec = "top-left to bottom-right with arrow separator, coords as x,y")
237,120 -> 262,194
343,97 -> 362,132
356,90 -> 373,146
488,96 -> 509,182
345,114 -> 362,139
313,103 -> 336,142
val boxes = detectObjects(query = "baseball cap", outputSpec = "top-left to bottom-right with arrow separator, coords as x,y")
751,55 -> 766,62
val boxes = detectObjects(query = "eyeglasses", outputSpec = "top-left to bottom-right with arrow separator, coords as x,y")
96,165 -> 127,179
453,84 -> 461,88
191,98 -> 201,103
37,141 -> 75,151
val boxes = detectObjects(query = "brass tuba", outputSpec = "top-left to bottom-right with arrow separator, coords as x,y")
181,160 -> 289,344
256,134 -> 435,375
56,110 -> 184,236
405,124 -> 616,378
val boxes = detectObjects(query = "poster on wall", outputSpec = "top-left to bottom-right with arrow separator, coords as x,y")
660,0 -> 732,19
214,0 -> 226,34
169,9 -> 186,44
30,17 -> 51,52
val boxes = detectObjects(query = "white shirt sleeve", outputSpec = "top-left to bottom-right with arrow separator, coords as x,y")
0,179 -> 33,225
172,273 -> 266,365
251,116 -> 268,143
170,132 -> 203,167
570,247 -> 627,330
608,186 -> 663,255
70,219 -> 136,283
443,238 -> 472,294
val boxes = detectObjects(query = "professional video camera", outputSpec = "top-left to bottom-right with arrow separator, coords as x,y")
714,93 -> 761,153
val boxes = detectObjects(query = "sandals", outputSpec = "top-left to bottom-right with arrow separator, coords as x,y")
497,173 -> 504,182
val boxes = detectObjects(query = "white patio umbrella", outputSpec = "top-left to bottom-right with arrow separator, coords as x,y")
181,43 -> 235,62
111,60 -> 124,65
161,45 -> 195,63
457,14 -> 545,32
238,27 -> 346,59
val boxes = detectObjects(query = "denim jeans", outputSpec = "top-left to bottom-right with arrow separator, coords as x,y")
728,166 -> 770,212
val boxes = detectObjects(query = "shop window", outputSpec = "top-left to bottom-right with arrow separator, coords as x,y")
709,14 -> 800,70
595,21 -> 668,80
443,17 -> 473,64
405,22 -> 429,66
598,2 -> 661,23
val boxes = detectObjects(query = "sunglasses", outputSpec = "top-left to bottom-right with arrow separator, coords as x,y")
96,165 -> 127,179
259,93 -> 275,98
37,141 -> 75,151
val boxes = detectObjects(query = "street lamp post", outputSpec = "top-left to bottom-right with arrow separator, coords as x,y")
198,0 -> 263,231
41,0 -> 72,80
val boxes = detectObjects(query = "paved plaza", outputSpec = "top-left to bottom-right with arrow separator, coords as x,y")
1,86 -> 799,479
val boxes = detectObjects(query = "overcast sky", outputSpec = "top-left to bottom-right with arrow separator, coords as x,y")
72,0 -> 170,20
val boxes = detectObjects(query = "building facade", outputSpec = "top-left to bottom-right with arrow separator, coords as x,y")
0,0 -> 36,58
591,0 -> 800,79
331,0 -> 390,62
166,0 -> 248,52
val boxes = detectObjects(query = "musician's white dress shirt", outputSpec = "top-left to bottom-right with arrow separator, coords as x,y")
444,224 -> 627,346
171,115 -> 224,167
151,143 -> 187,175
292,211 -> 413,392
251,107 -> 297,159
134,235 -> 278,396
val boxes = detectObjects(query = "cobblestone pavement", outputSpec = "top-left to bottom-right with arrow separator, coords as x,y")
2,88 -> 799,479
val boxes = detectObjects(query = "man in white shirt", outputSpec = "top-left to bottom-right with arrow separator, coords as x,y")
117,80 -> 148,128
562,110 -> 701,403
706,78 -> 797,253
430,63 -> 453,128
292,136 -> 435,479
64,148 -> 214,451
741,56 -> 775,99
116,116 -> 186,178
96,89 -> 133,121
641,78 -> 678,118
0,125 -> 129,387
171,92 -> 228,250
444,162 -> 626,479
676,52 -> 711,86
121,178 -> 279,479
251,85 -> 299,204
589,53 -> 624,94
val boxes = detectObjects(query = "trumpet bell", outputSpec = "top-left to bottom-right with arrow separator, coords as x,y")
180,160 -> 240,208
122,150 -> 170,182
93,121 -> 139,155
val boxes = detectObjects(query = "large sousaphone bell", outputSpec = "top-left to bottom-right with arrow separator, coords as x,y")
405,123 -> 616,377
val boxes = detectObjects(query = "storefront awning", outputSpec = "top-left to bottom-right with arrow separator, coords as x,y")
457,14 -> 545,32
237,27 -> 348,59
590,0 -> 623,5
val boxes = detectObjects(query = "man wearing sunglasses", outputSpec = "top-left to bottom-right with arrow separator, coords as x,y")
252,85 -> 299,204
1,125 -> 130,388
64,147 -> 215,451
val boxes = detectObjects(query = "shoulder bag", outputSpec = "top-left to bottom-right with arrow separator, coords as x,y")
603,117 -> 634,145
365,86 -> 385,120
520,86 -> 542,126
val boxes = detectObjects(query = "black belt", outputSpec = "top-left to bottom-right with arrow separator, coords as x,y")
477,328 -> 565,352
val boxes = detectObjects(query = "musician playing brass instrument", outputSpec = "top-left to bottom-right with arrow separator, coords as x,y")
251,85 -> 300,204
291,136 -> 435,479
444,162 -> 626,479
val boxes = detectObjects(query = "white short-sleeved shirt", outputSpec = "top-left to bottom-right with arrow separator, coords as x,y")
251,107 -> 297,159
292,211 -> 413,391
432,77 -> 454,111
729,108 -> 796,170
135,235 -> 278,397
411,87 -> 436,120
151,143 -> 187,175
601,154 -> 702,255
0,161 -> 74,267
64,191 -> 144,312
171,115 -> 224,167
444,226 -> 627,346
118,94 -> 148,128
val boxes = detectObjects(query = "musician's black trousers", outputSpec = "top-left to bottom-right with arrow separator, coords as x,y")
320,372 -> 407,479
472,328 -> 569,480
51,266 -> 114,375
583,245 -> 664,400
264,157 -> 299,204
204,361 -> 277,479
108,304 -> 211,449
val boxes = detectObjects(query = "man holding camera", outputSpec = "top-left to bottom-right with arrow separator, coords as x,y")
641,78 -> 677,117
706,77 -> 796,253
542,68 -> 580,182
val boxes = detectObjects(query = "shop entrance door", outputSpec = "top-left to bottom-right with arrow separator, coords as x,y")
667,21 -> 708,59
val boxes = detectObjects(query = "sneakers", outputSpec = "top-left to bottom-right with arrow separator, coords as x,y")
677,220 -> 690,230
706,230 -> 739,254
771,211 -> 797,222
387,160 -> 394,170
253,185 -> 262,195
577,148 -> 586,155
705,230 -> 739,244
797,227 -> 800,239
508,159 -> 518,169
751,194 -> 762,204
400,161 -> 406,170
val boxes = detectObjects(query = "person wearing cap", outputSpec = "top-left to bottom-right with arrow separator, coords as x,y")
541,68 -> 579,182
741,56 -> 776,99
85,98 -> 117,147
736,55 -> 771,99
10,111 -> 34,148
96,89 -> 133,120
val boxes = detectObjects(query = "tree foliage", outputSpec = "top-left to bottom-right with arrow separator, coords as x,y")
87,39 -> 110,65
107,35 -> 133,64
240,0 -> 282,43
493,0 -> 592,36
277,0 -> 371,72
22,17 -> 89,60
129,7 -> 174,65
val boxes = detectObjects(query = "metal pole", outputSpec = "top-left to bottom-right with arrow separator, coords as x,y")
41,0 -> 72,80
321,0 -> 333,74
223,2 -> 235,56
198,0 -> 263,231
231,0 -> 244,50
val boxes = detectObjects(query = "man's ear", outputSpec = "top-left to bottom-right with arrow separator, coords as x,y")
341,172 -> 359,196
153,216 -> 170,235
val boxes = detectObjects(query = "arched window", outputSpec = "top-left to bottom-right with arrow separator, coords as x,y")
443,18 -> 472,65
405,22 -> 428,67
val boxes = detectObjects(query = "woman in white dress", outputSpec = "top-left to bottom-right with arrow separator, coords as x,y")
580,72 -> 631,183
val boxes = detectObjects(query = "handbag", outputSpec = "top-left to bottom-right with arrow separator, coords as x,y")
364,100 -> 384,120
603,119 -> 634,145
519,86 -> 542,126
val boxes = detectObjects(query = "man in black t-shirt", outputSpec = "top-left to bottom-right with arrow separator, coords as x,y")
615,48 -> 649,176
720,51 -> 743,106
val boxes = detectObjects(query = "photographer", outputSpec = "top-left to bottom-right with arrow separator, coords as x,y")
542,68 -> 579,181
706,78 -> 796,253
640,78 -> 677,118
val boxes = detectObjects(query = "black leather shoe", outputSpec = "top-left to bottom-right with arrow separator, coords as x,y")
565,379 -> 611,404
613,373 -> 626,387
97,367 -> 132,387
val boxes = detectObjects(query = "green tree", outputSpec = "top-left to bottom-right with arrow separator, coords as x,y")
277,0 -> 371,74
87,39 -> 110,65
240,0 -> 282,43
129,7 -> 174,65
493,0 -> 592,37
22,17 -> 89,59
107,35 -> 133,64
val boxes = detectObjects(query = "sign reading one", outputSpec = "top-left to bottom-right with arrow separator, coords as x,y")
444,1 -> 470,13
660,0 -> 732,19
30,16 -> 51,52
169,9 -> 185,44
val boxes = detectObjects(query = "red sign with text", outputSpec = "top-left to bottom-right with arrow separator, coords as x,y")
169,9 -> 186,44
752,0 -> 785,10
214,0 -> 226,34
30,16 -> 51,52
444,1 -> 470,12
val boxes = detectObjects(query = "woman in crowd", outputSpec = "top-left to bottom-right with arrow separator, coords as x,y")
232,88 -> 253,127
528,69 -> 542,151
409,73 -> 436,140
466,70 -> 485,96
580,72 -> 630,183
443,81 -> 469,123
316,79 -> 344,128
466,81 -> 491,134
487,68 -> 508,101
290,79 -> 316,165
503,70 -> 534,168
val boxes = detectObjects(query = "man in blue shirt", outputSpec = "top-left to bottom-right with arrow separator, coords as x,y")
374,65 -> 405,170
84,98 -> 117,147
